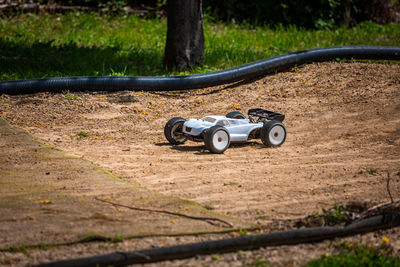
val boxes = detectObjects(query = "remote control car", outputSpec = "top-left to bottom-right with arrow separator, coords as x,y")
164,108 -> 286,154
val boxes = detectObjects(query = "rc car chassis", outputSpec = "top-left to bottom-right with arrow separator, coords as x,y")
164,108 -> 286,154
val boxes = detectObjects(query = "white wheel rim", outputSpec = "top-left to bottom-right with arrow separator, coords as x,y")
212,130 -> 229,151
172,123 -> 185,142
269,125 -> 285,145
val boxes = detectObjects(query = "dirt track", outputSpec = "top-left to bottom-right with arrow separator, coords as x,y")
1,62 -> 399,219
0,62 -> 400,265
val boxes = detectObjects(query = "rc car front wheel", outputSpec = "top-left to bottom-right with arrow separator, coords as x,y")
204,125 -> 230,154
226,111 -> 246,119
260,120 -> 286,147
164,117 -> 187,145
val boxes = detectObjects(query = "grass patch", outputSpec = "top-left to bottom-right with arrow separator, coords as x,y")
312,204 -> 349,225
62,90 -> 82,101
251,257 -> 269,267
305,243 -> 400,267
77,131 -> 89,138
203,205 -> 214,210
0,12 -> 399,80
7,245 -> 27,254
238,227 -> 248,236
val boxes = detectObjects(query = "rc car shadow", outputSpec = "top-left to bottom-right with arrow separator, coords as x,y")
156,141 -> 265,154
171,145 -> 205,153
155,142 -> 207,153
229,142 -> 264,149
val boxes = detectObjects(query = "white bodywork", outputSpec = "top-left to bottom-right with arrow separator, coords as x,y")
182,115 -> 263,142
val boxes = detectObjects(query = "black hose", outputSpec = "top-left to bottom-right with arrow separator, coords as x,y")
1,46 -> 399,95
37,213 -> 400,267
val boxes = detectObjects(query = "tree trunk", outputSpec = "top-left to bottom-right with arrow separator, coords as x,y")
163,0 -> 204,70
341,0 -> 352,26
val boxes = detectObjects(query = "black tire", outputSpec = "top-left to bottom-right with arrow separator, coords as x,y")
204,125 -> 230,154
226,111 -> 246,119
260,120 -> 286,147
164,117 -> 187,145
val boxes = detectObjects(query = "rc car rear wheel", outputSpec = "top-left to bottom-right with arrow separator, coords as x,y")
204,125 -> 230,154
164,117 -> 187,145
226,111 -> 246,119
260,120 -> 286,147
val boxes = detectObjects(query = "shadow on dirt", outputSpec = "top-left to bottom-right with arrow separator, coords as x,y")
171,145 -> 205,152
230,142 -> 263,148
158,141 -> 265,154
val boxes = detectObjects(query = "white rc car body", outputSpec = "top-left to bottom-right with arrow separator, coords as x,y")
164,108 -> 286,154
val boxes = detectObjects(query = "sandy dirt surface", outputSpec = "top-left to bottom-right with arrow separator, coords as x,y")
0,62 -> 399,265
0,118 -> 241,263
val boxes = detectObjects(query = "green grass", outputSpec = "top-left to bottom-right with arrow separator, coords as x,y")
77,131 -> 89,138
0,12 -> 399,80
312,204 -> 349,225
367,168 -> 378,174
305,244 -> 400,267
62,90 -> 82,100
203,205 -> 214,210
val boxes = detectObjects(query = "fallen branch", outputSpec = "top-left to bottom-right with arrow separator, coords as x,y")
355,200 -> 400,221
95,197 -> 233,228
353,171 -> 399,221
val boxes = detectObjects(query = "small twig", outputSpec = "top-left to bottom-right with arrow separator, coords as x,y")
386,171 -> 394,203
95,197 -> 233,228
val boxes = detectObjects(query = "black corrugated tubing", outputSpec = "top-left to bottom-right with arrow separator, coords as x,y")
1,46 -> 399,95
37,213 -> 400,267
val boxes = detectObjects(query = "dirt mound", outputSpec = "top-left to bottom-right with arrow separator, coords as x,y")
0,62 -> 399,265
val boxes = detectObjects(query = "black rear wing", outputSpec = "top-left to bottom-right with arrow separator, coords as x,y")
248,108 -> 285,122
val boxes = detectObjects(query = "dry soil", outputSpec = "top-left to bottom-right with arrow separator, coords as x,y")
0,62 -> 399,266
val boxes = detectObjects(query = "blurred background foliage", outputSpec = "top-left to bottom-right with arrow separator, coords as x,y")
202,0 -> 400,29
7,0 -> 400,29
